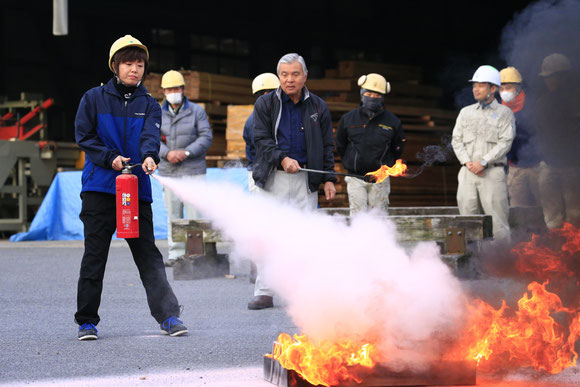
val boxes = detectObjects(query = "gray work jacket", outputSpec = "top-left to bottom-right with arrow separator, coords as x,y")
452,99 -> 515,166
159,98 -> 213,176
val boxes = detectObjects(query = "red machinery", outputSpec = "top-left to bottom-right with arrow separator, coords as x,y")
0,98 -> 54,140
116,162 -> 140,238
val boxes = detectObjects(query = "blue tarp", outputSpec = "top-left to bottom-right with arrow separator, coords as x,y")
9,168 -> 249,242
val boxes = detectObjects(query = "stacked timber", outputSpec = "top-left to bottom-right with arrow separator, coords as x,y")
225,105 -> 253,159
145,71 -> 253,105
144,71 -> 255,165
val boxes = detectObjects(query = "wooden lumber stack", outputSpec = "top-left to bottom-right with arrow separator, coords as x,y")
145,71 -> 253,105
225,105 -> 253,158
144,71 -> 254,166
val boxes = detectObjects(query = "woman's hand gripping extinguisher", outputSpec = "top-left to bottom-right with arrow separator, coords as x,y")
116,161 -> 141,238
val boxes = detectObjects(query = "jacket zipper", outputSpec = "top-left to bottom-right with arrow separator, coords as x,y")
379,145 -> 389,165
123,100 -> 128,155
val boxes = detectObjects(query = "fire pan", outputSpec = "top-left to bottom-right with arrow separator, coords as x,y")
264,342 -> 476,387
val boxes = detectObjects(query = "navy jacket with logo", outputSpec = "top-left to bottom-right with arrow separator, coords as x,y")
75,78 -> 161,202
252,87 -> 337,192
336,106 -> 405,175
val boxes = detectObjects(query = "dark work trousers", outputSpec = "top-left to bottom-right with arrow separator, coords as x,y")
75,191 -> 180,326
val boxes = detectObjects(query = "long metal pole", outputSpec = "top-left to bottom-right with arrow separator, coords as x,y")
298,167 -> 366,179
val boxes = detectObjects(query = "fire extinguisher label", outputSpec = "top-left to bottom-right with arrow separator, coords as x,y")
121,193 -> 131,206
122,209 -> 131,225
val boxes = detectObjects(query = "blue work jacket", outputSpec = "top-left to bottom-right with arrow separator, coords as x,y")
75,78 -> 161,202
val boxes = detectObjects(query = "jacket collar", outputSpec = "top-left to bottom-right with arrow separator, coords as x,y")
477,98 -> 500,110
275,86 -> 310,102
358,104 -> 385,120
163,97 -> 190,113
103,77 -> 148,99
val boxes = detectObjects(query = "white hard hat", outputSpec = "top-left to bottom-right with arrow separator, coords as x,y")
252,73 -> 280,94
539,53 -> 572,77
469,65 -> 501,87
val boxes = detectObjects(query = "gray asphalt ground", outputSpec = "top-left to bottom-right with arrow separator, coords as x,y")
1,240 -> 579,386
0,240 -> 295,386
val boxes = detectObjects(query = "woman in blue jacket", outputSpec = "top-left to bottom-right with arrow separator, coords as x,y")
74,35 -> 187,340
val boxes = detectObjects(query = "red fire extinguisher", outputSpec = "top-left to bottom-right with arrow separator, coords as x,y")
116,162 -> 140,238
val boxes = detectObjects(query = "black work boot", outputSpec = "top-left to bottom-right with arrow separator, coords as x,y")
247,295 -> 274,310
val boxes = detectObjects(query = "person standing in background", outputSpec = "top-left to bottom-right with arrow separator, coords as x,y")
336,73 -> 405,214
451,65 -> 515,241
534,53 -> 580,229
158,70 -> 213,266
243,73 -> 280,284
243,73 -> 280,193
499,66 -> 542,208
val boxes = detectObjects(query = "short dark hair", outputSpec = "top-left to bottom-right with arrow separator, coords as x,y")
112,47 -> 148,78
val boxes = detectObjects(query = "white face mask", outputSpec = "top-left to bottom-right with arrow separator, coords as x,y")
500,91 -> 516,102
165,92 -> 183,105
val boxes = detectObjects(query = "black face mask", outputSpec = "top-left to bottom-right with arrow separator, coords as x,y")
362,95 -> 384,112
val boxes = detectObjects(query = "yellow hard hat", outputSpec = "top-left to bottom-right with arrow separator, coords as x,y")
108,35 -> 149,72
161,70 -> 185,88
252,73 -> 280,94
358,73 -> 390,94
500,67 -> 523,84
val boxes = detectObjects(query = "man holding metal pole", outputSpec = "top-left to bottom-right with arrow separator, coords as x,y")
336,73 -> 405,215
248,53 -> 336,309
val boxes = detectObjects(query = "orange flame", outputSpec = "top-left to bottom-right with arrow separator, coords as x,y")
364,159 -> 407,183
458,281 -> 580,374
513,223 -> 580,279
267,225 -> 580,382
268,333 -> 378,386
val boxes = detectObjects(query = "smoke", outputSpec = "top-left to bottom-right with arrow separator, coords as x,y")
499,0 -> 580,170
155,175 -> 467,370
401,135 -> 455,179
500,0 -> 580,93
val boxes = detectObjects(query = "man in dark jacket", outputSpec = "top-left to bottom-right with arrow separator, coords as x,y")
243,72 -> 280,189
248,53 -> 336,310
336,73 -> 405,214
74,35 -> 187,340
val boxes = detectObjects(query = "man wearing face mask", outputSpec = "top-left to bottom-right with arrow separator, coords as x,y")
158,70 -> 213,265
336,73 -> 405,214
452,65 -> 515,241
499,67 -> 542,209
